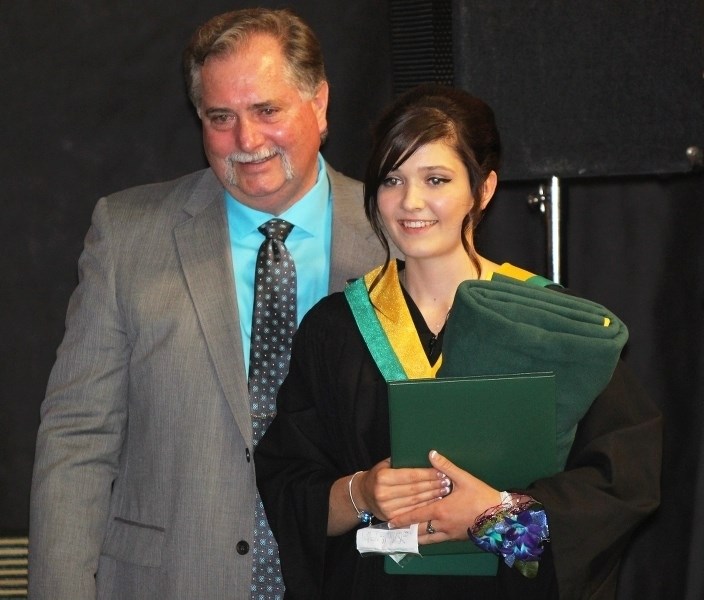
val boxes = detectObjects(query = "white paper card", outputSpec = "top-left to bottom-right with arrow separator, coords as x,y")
356,523 -> 419,557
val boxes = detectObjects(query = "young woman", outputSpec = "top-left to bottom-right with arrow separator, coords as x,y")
255,84 -> 661,599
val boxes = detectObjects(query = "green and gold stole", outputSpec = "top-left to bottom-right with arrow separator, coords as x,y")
344,260 -> 438,381
343,260 -> 548,382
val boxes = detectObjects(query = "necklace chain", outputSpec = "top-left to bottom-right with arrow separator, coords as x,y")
400,268 -> 451,333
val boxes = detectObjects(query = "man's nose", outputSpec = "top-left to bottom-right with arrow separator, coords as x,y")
235,117 -> 265,152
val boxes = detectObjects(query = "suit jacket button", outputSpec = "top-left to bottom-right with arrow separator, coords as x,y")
245,448 -> 251,462
236,540 -> 250,555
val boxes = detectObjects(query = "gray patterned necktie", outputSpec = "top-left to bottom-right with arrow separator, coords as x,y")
248,218 -> 296,600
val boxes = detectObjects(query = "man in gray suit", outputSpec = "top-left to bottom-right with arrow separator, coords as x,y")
29,8 -> 387,599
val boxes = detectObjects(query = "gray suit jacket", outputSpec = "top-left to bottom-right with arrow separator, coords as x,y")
29,165 -> 388,599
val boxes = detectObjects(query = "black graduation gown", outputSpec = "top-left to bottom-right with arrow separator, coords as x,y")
255,292 -> 661,600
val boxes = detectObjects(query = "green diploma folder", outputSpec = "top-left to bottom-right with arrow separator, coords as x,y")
385,372 -> 557,576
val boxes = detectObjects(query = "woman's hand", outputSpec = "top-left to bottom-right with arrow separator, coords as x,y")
327,456 -> 450,535
355,457 -> 452,522
388,450 -> 502,545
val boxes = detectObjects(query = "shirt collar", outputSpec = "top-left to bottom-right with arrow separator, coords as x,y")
226,154 -> 330,240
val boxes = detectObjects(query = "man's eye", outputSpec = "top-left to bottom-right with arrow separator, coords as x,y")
209,114 -> 235,129
259,107 -> 279,117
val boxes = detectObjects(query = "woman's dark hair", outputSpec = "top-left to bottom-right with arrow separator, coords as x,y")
364,83 -> 501,281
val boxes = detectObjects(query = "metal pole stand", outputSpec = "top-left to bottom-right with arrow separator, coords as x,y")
527,176 -> 563,284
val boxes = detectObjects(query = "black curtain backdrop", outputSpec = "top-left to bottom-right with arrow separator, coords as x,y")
1,2 -> 703,599
453,0 -> 704,180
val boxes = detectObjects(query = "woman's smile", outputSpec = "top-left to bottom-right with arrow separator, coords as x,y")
398,219 -> 438,230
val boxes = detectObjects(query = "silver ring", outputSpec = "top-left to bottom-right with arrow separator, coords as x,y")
426,520 -> 435,534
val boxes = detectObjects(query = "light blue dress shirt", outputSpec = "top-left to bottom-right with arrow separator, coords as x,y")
225,154 -> 333,373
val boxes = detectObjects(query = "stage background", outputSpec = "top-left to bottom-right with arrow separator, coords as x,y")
1,1 -> 702,598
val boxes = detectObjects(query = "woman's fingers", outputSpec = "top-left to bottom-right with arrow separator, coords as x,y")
427,449 -> 476,484
372,476 -> 451,520
417,527 -> 451,545
387,451 -> 501,537
360,458 -> 450,520
387,499 -> 442,529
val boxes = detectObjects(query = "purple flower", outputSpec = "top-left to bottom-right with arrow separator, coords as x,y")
470,506 -> 549,576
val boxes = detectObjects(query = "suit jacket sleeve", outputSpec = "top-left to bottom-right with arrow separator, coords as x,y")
29,197 -> 129,599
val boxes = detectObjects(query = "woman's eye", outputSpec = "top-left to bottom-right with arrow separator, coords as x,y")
382,176 -> 402,187
428,176 -> 450,186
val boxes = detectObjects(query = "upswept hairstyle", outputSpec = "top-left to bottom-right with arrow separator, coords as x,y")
183,8 -> 327,112
364,83 -> 501,279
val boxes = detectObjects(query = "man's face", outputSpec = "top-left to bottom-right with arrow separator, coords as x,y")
199,34 -> 328,215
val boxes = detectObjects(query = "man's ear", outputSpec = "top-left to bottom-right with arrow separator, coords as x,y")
312,81 -> 329,135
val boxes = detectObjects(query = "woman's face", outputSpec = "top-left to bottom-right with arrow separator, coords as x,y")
377,140 -> 475,262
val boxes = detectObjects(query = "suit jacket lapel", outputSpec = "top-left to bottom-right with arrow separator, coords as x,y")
172,165 -> 387,448
174,170 -> 253,446
327,166 -> 389,292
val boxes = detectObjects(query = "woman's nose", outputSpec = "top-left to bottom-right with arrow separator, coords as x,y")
400,182 -> 425,211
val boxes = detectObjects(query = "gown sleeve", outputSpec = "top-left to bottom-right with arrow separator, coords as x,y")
524,360 -> 662,598
255,293 -> 390,599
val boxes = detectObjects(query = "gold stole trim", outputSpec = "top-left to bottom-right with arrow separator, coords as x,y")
364,261 -> 442,379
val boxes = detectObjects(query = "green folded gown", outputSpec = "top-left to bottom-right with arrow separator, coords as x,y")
438,275 -> 628,469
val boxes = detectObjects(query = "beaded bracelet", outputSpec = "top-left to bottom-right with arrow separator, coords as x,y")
348,471 -> 374,525
468,493 -> 549,578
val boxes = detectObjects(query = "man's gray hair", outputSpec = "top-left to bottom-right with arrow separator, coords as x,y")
183,8 -> 327,112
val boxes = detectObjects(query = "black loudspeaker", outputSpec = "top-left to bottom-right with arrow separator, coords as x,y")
453,1 -> 704,181
389,0 -> 454,94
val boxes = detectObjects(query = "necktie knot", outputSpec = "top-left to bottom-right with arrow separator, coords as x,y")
259,218 -> 293,243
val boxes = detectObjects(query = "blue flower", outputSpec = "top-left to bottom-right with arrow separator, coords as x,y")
470,506 -> 549,578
